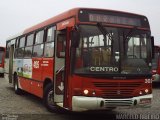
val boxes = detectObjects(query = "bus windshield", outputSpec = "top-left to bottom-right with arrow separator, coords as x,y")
72,25 -> 151,76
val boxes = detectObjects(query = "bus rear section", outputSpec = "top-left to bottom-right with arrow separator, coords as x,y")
152,46 -> 160,82
0,47 -> 5,77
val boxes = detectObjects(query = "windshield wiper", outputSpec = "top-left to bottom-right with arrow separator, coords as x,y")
124,27 -> 138,41
97,23 -> 108,47
97,23 -> 108,35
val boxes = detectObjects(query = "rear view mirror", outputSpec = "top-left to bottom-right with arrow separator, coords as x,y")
57,33 -> 66,58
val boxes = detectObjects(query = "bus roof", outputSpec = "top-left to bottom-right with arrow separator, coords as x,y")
7,7 -> 147,40
24,8 -> 146,34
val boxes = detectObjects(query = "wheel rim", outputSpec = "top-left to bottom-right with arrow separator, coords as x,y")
47,90 -> 55,106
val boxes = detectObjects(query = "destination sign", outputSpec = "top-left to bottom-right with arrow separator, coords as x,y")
89,13 -> 141,26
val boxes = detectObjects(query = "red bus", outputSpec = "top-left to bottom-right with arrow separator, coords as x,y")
0,47 -> 5,77
152,46 -> 160,82
5,8 -> 154,112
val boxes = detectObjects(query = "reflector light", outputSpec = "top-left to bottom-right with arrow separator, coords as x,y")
139,91 -> 142,95
145,89 -> 149,93
92,91 -> 96,95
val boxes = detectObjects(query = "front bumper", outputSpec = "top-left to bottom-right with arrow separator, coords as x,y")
152,74 -> 160,82
72,94 -> 152,111
0,67 -> 4,73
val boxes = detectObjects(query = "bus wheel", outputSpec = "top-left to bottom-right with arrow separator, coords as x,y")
43,83 -> 57,112
14,74 -> 22,95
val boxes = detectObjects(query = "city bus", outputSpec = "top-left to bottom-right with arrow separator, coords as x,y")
152,45 -> 160,82
5,8 -> 154,112
0,47 -> 5,77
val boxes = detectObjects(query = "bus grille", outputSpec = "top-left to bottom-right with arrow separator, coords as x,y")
104,99 -> 133,107
93,82 -> 143,98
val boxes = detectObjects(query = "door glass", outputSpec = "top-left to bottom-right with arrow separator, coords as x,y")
57,34 -> 66,57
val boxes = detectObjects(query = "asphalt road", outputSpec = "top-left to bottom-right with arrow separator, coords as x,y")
0,77 -> 160,120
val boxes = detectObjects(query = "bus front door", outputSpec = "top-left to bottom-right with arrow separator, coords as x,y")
54,29 -> 68,107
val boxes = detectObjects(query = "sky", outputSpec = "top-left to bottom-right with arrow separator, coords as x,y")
0,0 -> 160,46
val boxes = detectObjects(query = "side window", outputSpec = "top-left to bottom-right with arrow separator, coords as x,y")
5,41 -> 11,58
19,37 -> 25,48
46,27 -> 55,42
33,30 -> 44,57
35,30 -> 44,44
33,44 -> 44,57
15,38 -> 19,48
24,46 -> 32,58
16,37 -> 25,58
44,42 -> 54,57
44,27 -> 55,57
17,48 -> 24,58
26,34 -> 34,46
15,38 -> 20,58
24,34 -> 34,58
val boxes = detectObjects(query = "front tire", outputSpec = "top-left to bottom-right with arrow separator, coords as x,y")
43,83 -> 58,112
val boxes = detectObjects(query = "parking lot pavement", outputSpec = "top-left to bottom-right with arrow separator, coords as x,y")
0,77 -> 160,120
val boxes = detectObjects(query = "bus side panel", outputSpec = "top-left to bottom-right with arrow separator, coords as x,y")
15,59 -> 23,76
15,58 -> 43,98
31,58 -> 43,97
13,59 -> 30,92
41,58 -> 54,81
19,77 -> 30,92
29,58 -> 54,98
30,80 -> 43,98
32,58 -> 43,81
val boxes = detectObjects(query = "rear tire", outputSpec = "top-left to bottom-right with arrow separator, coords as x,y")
14,74 -> 22,95
43,83 -> 58,112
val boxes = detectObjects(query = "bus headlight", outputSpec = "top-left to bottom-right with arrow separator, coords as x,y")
145,89 -> 149,93
83,89 -> 89,95
139,89 -> 150,95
